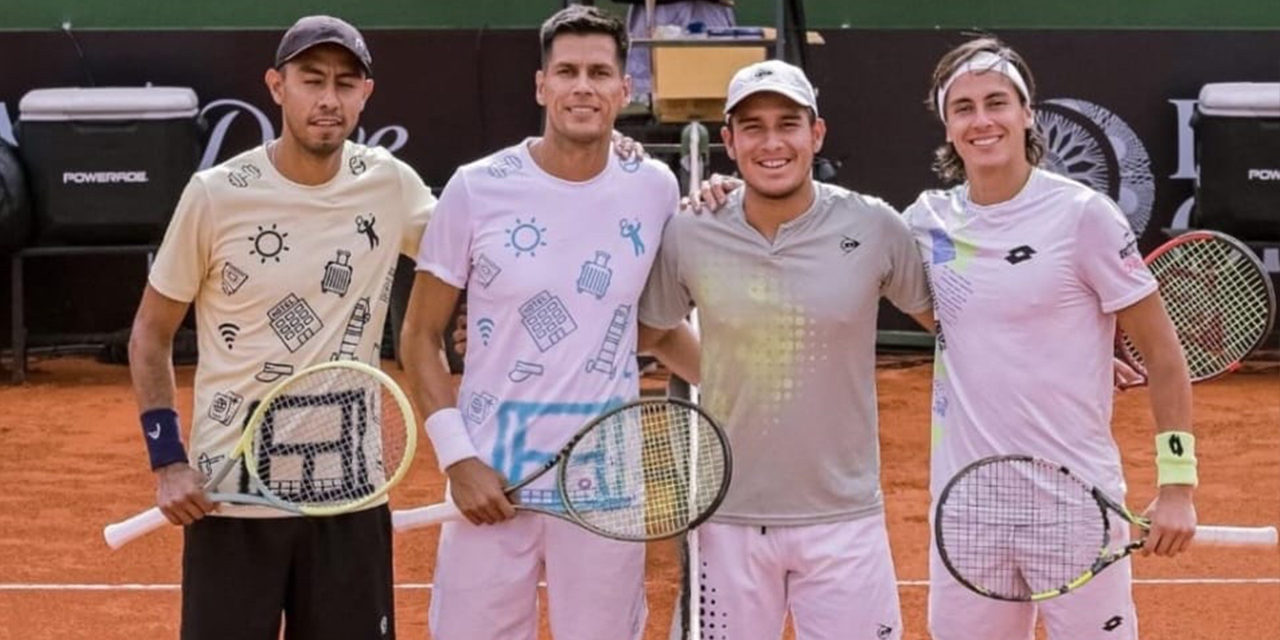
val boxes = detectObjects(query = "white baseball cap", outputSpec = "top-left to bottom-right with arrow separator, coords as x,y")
724,59 -> 818,119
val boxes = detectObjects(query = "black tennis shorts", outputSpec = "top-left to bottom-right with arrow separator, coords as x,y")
181,505 -> 394,640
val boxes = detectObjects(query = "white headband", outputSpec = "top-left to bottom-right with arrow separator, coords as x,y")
936,51 -> 1030,122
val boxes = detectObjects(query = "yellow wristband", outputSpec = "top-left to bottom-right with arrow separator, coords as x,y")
1155,431 -> 1198,487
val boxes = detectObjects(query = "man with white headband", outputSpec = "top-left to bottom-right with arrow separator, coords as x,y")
638,58 -> 934,640
904,36 -> 1197,640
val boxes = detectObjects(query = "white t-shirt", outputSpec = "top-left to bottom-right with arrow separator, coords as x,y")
903,169 -> 1157,500
416,138 -> 678,505
149,141 -> 435,516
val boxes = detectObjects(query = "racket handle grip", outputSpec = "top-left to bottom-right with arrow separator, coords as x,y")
1195,525 -> 1278,547
391,502 -> 464,532
103,507 -> 170,550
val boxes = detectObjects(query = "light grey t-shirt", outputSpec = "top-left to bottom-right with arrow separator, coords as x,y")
639,182 -> 931,526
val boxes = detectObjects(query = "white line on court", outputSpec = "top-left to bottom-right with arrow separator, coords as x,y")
2,578 -> 1277,591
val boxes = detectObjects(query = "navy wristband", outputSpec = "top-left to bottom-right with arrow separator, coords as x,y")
140,408 -> 189,470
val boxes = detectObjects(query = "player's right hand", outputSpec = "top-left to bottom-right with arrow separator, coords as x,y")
445,457 -> 516,525
154,463 -> 216,525
451,303 -> 468,357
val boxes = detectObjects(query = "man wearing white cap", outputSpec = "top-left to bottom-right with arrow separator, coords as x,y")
906,36 -> 1195,640
638,59 -> 934,639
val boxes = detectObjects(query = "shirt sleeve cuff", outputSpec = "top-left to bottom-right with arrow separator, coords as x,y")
424,408 -> 479,471
1101,280 -> 1159,314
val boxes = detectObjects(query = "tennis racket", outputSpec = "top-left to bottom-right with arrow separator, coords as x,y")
935,454 -> 1278,602
104,360 -> 417,549
392,397 -> 731,542
1118,230 -> 1276,387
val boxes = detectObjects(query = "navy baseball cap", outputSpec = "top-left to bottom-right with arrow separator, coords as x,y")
275,15 -> 373,76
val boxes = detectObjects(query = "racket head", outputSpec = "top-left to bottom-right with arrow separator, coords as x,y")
240,360 -> 416,515
557,397 -> 732,542
934,455 -> 1113,602
1118,230 -> 1276,382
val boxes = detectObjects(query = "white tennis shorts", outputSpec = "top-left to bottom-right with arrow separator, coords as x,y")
687,513 -> 903,640
928,523 -> 1138,640
429,512 -> 646,640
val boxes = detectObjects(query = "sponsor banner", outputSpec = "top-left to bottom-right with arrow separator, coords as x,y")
1,28 -> 1278,341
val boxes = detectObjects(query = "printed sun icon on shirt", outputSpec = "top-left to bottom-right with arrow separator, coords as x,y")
505,217 -> 548,258
248,223 -> 290,263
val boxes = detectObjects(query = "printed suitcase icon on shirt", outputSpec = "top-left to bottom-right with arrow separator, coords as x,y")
322,249 -> 354,297
519,290 -> 577,352
576,251 -> 613,299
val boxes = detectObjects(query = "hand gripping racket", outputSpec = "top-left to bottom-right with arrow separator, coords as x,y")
393,397 -> 732,542
1118,230 -> 1276,387
104,360 -> 417,549
935,455 -> 1278,602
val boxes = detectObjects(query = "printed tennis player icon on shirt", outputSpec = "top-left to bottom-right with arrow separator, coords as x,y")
355,214 -> 379,249
619,218 -> 645,256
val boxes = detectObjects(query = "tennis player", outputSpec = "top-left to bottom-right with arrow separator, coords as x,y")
399,6 -> 693,640
127,16 -> 434,639
905,36 -> 1197,640
638,60 -> 933,640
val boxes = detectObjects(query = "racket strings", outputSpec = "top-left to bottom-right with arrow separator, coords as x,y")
1123,238 -> 1272,379
938,458 -> 1106,600
249,367 -> 409,509
562,402 -> 728,540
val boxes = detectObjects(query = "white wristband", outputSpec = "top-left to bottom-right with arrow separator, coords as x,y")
424,408 -> 480,472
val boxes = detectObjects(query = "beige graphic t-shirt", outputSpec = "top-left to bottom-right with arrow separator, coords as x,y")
149,141 -> 434,516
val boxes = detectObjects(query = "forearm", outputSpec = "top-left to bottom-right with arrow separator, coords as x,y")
127,287 -> 186,412
129,330 -> 178,411
127,286 -> 190,470
642,321 -> 701,385
400,273 -> 476,470
1143,350 -> 1193,433
400,322 -> 458,417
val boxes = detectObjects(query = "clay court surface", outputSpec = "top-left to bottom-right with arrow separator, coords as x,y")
0,355 -> 1276,639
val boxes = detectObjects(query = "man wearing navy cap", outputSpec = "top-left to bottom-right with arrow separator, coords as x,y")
128,15 -> 434,639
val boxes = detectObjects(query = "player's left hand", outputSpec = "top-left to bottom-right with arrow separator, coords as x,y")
1141,484 -> 1197,557
682,174 -> 742,214
611,130 -> 645,161
1113,357 -> 1144,390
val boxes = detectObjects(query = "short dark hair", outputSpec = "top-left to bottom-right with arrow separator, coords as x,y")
539,5 -> 629,71
926,36 -> 1045,184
